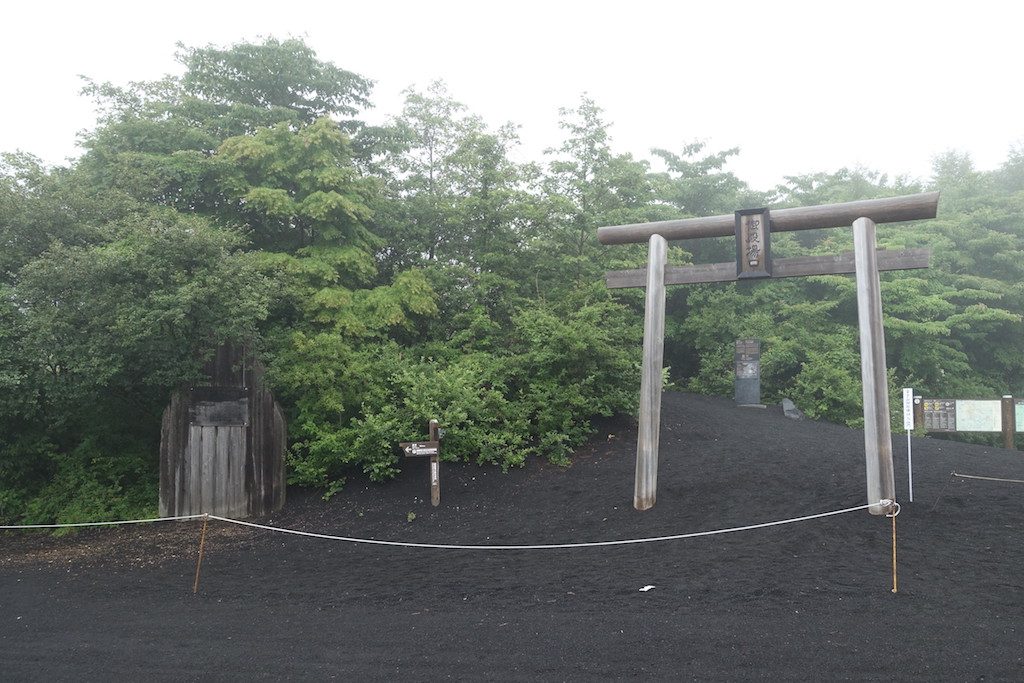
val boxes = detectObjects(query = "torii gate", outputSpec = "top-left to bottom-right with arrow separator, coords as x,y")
598,192 -> 940,515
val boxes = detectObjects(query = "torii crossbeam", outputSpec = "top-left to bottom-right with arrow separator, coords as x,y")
598,192 -> 940,514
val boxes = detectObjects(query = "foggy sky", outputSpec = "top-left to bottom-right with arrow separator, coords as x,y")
4,1 -> 1020,190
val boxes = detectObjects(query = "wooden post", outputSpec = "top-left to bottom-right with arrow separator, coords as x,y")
1001,396 -> 1015,450
429,419 -> 441,506
852,217 -> 896,515
636,234 -> 667,511
192,514 -> 209,595
913,395 -> 924,431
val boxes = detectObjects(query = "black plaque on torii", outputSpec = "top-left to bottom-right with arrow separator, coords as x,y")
735,208 -> 772,279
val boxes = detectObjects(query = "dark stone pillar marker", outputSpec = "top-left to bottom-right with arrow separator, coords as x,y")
734,339 -> 763,407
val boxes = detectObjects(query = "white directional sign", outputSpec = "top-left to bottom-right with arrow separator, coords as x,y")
401,441 -> 439,456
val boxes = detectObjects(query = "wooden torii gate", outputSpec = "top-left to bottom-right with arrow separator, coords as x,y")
598,192 -> 940,514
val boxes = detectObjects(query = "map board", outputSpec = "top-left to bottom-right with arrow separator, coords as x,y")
954,400 -> 1002,432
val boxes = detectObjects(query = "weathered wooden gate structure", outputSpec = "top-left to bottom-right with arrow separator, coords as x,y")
159,345 -> 286,519
598,192 -> 940,514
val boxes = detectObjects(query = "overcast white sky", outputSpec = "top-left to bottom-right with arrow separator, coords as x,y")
2,1 -> 1021,190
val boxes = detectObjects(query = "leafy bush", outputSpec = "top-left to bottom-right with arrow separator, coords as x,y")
4,433 -> 155,529
277,299 -> 640,494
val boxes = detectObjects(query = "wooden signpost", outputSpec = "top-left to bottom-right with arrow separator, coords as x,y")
400,419 -> 442,506
598,192 -> 940,514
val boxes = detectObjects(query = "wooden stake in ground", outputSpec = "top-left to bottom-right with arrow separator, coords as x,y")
890,510 -> 898,594
1001,395 -> 1015,450
193,514 -> 209,595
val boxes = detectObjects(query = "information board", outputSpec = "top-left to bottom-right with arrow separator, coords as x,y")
922,399 -> 956,432
954,400 -> 1002,432
1016,400 -> 1024,433
734,339 -> 760,379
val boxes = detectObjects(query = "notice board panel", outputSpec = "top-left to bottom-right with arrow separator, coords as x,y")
955,400 -> 1001,432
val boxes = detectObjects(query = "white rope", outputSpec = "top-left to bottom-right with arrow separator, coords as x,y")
952,471 -> 1024,485
208,502 -> 878,550
0,514 -> 206,530
1,501 -> 889,547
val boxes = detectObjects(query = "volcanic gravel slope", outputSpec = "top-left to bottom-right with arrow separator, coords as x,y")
2,391 -> 1024,680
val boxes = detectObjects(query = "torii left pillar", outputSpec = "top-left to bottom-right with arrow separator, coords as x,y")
636,234 -> 667,510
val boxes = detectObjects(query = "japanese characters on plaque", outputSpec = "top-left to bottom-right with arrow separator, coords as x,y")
922,399 -> 956,432
734,338 -> 762,405
734,339 -> 761,379
734,208 -> 772,279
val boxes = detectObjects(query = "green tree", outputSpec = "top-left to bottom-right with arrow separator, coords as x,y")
651,142 -> 765,219
0,207 -> 269,523
179,37 -> 372,130
214,117 -> 379,252
539,96 -> 662,294
372,82 -> 541,283
77,37 -> 375,215
273,87 -> 642,493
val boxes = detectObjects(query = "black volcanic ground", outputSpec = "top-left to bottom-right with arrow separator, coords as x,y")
3,392 -> 1023,680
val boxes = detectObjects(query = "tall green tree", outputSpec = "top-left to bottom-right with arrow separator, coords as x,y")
0,205 -> 269,522
539,96 -> 662,294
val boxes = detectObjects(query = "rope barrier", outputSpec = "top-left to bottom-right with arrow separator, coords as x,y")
2,502 -> 891,551
929,474 -> 955,512
207,502 -> 879,550
0,514 -> 206,530
3,502 -> 901,594
951,472 -> 1024,485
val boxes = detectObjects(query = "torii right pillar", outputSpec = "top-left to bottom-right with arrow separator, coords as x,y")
853,217 -> 896,515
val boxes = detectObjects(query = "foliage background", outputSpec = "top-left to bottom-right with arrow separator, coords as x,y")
2,38 -> 1022,523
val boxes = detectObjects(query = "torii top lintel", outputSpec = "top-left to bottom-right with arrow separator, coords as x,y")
596,192 -> 939,245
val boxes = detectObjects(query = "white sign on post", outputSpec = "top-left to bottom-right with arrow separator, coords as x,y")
902,388 -> 915,431
903,387 -> 914,503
